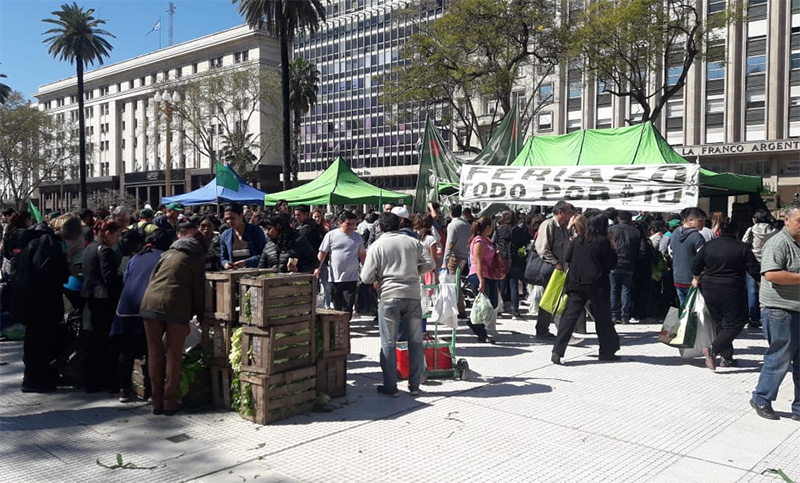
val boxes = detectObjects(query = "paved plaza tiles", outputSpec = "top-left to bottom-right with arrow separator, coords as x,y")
1,315 -> 798,482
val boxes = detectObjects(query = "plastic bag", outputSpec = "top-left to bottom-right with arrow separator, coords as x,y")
540,269 -> 568,316
470,293 -> 494,326
178,317 -> 202,353
432,281 -> 459,329
679,290 -> 716,358
527,284 -> 543,315
658,287 -> 699,348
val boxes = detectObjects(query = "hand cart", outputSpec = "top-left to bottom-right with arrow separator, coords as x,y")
421,267 -> 469,380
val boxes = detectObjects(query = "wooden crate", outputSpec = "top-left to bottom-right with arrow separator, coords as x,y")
239,273 -> 316,327
209,362 -> 234,410
315,355 -> 347,399
201,319 -> 235,364
315,309 -> 351,359
239,366 -> 316,425
240,322 -> 315,374
131,358 -> 148,400
204,269 -> 276,321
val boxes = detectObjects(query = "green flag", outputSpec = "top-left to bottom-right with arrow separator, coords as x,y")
216,162 -> 239,192
28,200 -> 43,223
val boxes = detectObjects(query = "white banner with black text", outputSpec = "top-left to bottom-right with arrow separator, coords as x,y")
459,164 -> 701,212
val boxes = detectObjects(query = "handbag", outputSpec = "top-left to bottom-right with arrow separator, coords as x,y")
524,249 -> 554,286
487,251 -> 509,280
658,286 -> 699,348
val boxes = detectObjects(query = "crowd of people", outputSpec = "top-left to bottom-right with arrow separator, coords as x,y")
0,196 -> 797,421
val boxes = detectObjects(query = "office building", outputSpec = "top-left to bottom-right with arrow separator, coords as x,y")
34,25 -> 281,210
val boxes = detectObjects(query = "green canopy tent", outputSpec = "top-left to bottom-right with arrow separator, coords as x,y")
264,157 -> 412,206
509,122 -> 762,196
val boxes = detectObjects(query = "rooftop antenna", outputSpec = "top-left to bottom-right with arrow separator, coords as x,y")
167,2 -> 176,46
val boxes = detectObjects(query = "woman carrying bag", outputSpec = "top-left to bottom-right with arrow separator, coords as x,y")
467,216 -> 501,344
552,214 -> 619,365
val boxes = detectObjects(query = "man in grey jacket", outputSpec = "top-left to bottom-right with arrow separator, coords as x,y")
361,212 -> 435,397
443,204 -> 471,318
534,201 -> 575,338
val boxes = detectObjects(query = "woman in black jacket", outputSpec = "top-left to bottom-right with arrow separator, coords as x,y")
198,215 -> 221,271
81,220 -> 123,393
552,214 -> 619,365
258,214 -> 317,273
691,217 -> 760,371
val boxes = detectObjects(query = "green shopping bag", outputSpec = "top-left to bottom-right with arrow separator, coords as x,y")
540,269 -> 568,316
658,286 -> 699,348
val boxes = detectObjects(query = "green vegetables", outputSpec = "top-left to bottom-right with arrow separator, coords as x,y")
179,351 -> 206,398
229,326 -> 255,417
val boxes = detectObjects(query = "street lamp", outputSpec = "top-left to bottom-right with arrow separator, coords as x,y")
154,90 -> 180,197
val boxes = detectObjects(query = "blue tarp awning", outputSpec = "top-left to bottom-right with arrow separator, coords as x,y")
162,164 -> 268,206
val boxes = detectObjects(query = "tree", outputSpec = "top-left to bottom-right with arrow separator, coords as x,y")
42,2 -> 114,209
0,92 -> 78,211
233,0 -> 327,190
288,58 -> 319,183
170,67 -> 281,176
569,0 -> 737,124
0,69 -> 10,105
385,0 -> 565,153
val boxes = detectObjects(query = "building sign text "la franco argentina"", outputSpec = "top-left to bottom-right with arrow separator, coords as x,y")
679,140 -> 800,157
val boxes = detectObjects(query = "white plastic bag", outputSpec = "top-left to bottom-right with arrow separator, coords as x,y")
527,284 -> 543,315
181,317 -> 203,353
432,282 -> 459,329
679,290 -> 716,359
470,293 -> 494,326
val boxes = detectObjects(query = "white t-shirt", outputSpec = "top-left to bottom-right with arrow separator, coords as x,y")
319,229 -> 365,283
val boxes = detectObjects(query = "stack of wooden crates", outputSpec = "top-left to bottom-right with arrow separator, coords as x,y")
203,268 -> 276,410
233,273 -> 352,424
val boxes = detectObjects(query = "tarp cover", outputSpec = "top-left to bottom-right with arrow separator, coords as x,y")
162,164 -> 268,206
264,157 -> 411,206
510,122 -> 762,196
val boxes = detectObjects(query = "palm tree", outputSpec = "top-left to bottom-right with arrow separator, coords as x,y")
42,3 -> 114,209
0,73 -> 10,105
233,0 -> 326,190
288,58 -> 319,183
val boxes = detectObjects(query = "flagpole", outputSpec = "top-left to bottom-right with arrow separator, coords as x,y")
159,16 -> 162,50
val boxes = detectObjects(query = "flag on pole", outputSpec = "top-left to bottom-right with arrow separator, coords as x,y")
28,200 -> 42,223
147,19 -> 161,35
215,163 -> 240,192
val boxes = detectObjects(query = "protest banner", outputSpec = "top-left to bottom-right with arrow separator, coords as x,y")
459,164 -> 700,212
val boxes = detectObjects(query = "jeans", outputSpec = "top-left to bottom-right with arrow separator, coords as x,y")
508,277 -> 521,312
609,268 -> 634,321
751,308 -> 800,416
675,286 -> 690,307
745,273 -> 760,323
331,281 -> 358,313
378,298 -> 424,391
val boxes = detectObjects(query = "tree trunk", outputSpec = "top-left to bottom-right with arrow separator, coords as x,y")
76,58 -> 88,209
279,22 -> 292,191
292,113 -> 300,183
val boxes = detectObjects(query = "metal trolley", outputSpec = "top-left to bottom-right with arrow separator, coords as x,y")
420,268 -> 469,380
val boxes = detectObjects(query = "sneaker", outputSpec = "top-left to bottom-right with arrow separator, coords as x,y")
613,319 -> 622,325
598,354 -> 622,362
701,346 -> 716,371
551,353 -> 562,365
748,321 -> 762,329
750,400 -> 779,420
118,390 -> 132,403
567,336 -> 585,346
376,385 -> 399,398
408,387 -> 422,397
512,310 -> 522,318
792,414 -> 800,422
719,357 -> 738,368
535,332 -> 557,340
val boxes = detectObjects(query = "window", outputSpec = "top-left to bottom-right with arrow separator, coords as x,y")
100,85 -> 109,96
129,80 -> 134,89
792,51 -> 800,70
708,0 -> 726,14
706,96 -> 724,113
569,81 -> 582,99
567,118 -> 581,131
539,83 -> 553,102
209,57 -> 223,69
746,54 -> 766,74
234,50 -> 249,63
667,66 -> 682,86
140,76 -> 146,87
192,63 -> 198,74
151,73 -> 157,83
597,79 -> 608,94
176,67 -> 182,78
484,99 -> 498,115
512,91 -> 526,109
746,87 -> 765,109
667,100 -> 684,118
707,60 -> 725,80
101,103 -> 109,116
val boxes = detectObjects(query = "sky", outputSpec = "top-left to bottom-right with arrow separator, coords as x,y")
0,0 -> 247,100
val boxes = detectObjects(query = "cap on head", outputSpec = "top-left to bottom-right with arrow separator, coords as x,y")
140,208 -> 155,218
166,202 -> 183,211
390,206 -> 410,220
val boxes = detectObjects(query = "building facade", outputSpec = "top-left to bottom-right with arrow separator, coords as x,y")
35,25 -> 282,211
293,0 -> 447,194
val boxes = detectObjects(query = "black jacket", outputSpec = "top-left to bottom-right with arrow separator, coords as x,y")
81,239 -> 122,299
565,236 -> 617,292
258,231 -> 317,273
691,235 -> 760,290
297,219 -> 324,252
204,233 -> 222,271
608,222 -> 640,270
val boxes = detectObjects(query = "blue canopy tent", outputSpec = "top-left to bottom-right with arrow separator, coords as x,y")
162,164 -> 268,206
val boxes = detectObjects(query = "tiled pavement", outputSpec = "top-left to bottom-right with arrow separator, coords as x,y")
1,314 -> 798,483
